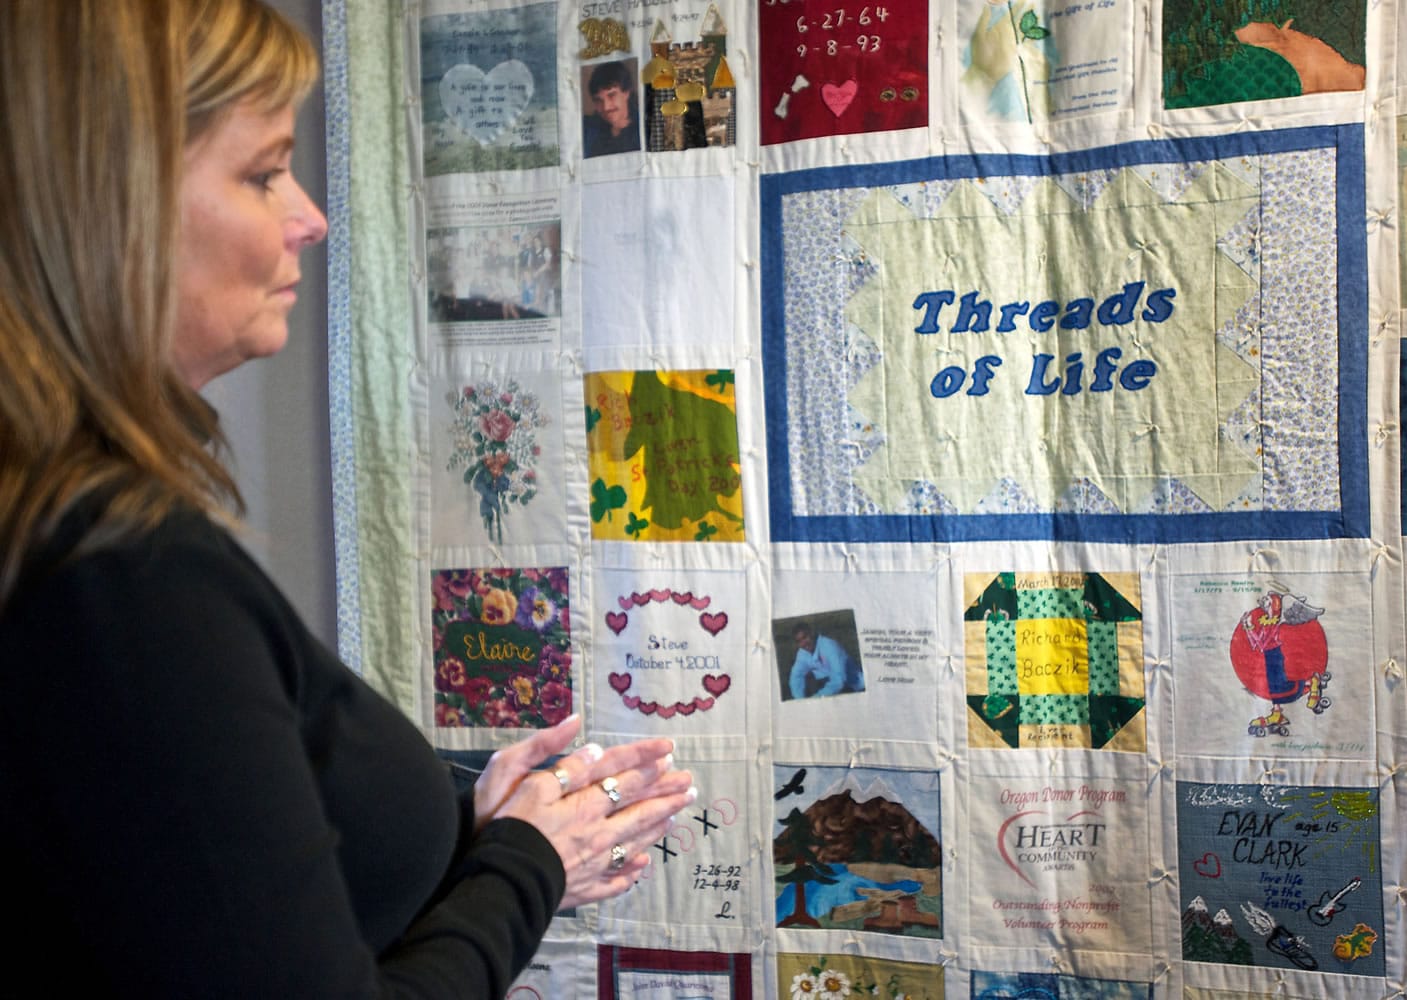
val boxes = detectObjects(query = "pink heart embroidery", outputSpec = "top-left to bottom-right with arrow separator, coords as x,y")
608,672 -> 632,694
699,611 -> 728,636
617,596 -> 634,611
702,674 -> 731,696
638,700 -> 658,715
692,696 -> 715,712
674,701 -> 696,715
690,595 -> 711,610
622,695 -> 641,710
671,591 -> 693,605
631,592 -> 651,606
656,703 -> 677,719
1193,853 -> 1222,878
605,612 -> 628,635
821,80 -> 858,117
648,588 -> 671,603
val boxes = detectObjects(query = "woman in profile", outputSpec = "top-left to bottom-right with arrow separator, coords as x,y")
0,1 -> 692,994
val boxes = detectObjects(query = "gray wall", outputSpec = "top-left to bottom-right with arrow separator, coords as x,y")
202,0 -> 337,645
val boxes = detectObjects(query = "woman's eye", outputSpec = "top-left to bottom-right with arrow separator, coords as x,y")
249,168 -> 285,191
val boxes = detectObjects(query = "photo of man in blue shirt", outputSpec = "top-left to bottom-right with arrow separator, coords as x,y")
787,620 -> 865,700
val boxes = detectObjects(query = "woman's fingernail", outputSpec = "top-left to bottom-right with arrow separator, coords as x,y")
685,785 -> 699,803
663,753 -> 675,771
582,742 -> 604,762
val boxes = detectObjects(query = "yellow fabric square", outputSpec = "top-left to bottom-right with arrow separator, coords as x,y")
1014,618 -> 1088,696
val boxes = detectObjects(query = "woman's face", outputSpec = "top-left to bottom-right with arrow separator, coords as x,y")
172,102 -> 327,388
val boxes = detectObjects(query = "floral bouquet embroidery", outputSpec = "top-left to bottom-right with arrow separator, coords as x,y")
432,567 -> 571,729
446,379 -> 547,543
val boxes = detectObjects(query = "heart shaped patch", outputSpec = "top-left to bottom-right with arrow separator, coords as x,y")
438,60 -> 534,144
821,79 -> 858,117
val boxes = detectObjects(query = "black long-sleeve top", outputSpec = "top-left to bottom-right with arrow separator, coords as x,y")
0,508 -> 564,997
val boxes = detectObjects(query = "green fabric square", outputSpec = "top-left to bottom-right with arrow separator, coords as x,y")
1020,693 -> 1090,727
1017,586 -> 1084,620
1087,621 -> 1119,695
986,619 -> 1017,694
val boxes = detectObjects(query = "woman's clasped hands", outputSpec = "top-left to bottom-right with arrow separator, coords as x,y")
472,714 -> 696,909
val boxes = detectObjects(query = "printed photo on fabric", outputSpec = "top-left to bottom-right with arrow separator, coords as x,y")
581,58 -> 643,158
772,764 -> 942,939
429,566 -> 572,730
758,2 -> 928,145
970,969 -> 1151,999
429,369 -> 566,547
597,945 -> 752,999
966,767 -> 1152,955
776,953 -> 943,1000
762,126 -> 1367,543
1176,781 -> 1385,977
598,759 -> 750,930
580,175 -> 736,354
592,567 -> 747,737
1170,572 -> 1372,761
770,563 -> 940,745
420,2 -> 559,175
425,200 -> 561,344
958,0 -> 1131,126
584,369 -> 744,542
773,609 -> 867,703
964,571 -> 1145,751
1162,0 -> 1366,110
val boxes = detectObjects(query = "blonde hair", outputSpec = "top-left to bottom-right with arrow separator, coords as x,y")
0,0 -> 319,611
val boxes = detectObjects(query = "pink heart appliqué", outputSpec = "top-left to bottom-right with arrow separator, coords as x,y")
608,672 -> 632,694
702,674 -> 731,696
605,612 -> 628,635
699,611 -> 728,636
1193,853 -> 1222,878
821,80 -> 858,117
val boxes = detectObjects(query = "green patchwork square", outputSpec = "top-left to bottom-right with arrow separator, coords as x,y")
986,619 -> 1017,694
1020,693 -> 1090,727
1017,586 -> 1084,620
1087,621 -> 1119,695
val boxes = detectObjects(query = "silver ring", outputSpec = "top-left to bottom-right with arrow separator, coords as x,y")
598,775 -> 622,805
552,768 -> 570,795
609,843 -> 628,871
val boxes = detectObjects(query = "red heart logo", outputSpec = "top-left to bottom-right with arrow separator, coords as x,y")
608,672 -> 632,694
648,588 -> 671,603
702,674 -> 731,696
656,703 -> 677,719
692,696 -> 715,711
605,612 -> 628,635
1193,853 -> 1222,878
699,611 -> 728,636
